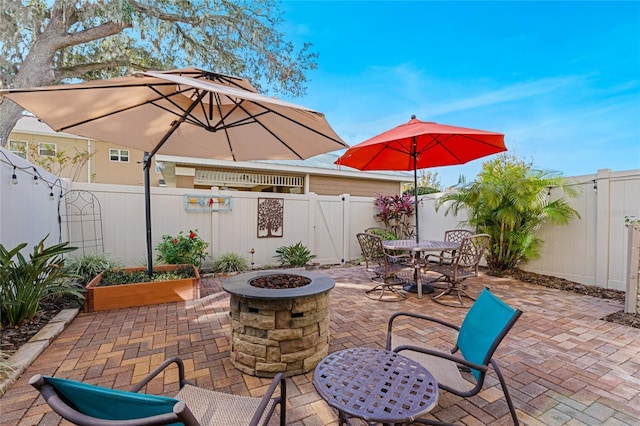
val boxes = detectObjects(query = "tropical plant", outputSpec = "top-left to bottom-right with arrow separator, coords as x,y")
156,230 -> 209,269
274,242 -> 316,267
373,193 -> 415,238
0,1 -> 319,147
402,170 -> 443,196
211,252 -> 250,273
436,154 -> 581,273
63,254 -> 121,285
0,237 -> 83,327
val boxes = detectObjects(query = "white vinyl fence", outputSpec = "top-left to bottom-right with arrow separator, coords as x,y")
62,183 -> 382,269
1,148 -> 70,253
2,147 -> 639,292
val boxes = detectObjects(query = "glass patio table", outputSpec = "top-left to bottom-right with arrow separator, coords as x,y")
382,239 -> 461,299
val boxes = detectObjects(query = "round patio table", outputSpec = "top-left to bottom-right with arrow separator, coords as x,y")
383,239 -> 461,298
313,347 -> 439,425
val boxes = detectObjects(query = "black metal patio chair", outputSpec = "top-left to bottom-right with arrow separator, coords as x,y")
357,232 -> 412,301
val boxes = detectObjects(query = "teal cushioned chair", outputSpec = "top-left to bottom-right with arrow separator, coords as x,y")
386,288 -> 523,425
30,357 -> 286,426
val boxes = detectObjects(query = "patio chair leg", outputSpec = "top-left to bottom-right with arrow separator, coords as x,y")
365,283 -> 407,301
491,359 -> 520,425
432,282 -> 476,308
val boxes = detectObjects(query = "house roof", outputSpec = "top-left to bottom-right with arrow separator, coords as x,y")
12,115 -> 412,182
13,115 -> 87,139
155,153 -> 414,182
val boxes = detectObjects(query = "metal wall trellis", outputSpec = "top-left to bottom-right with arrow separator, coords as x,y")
59,190 -> 104,256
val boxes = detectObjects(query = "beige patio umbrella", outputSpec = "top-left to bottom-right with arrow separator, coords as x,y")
1,68 -> 348,274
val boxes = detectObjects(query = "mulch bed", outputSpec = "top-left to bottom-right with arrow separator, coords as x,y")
1,269 -> 638,356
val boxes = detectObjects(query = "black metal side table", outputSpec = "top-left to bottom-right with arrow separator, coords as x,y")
313,347 -> 439,425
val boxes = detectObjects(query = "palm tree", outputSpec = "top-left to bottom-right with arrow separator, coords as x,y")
437,154 -> 580,273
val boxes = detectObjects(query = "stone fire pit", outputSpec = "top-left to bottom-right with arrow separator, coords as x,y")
222,270 -> 335,377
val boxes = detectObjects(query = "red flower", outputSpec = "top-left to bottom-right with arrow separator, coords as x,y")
173,238 -> 179,245
189,231 -> 196,239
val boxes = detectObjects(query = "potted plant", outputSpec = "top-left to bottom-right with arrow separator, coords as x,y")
84,230 -> 207,312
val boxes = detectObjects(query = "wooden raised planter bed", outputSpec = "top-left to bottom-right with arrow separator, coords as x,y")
84,265 -> 201,312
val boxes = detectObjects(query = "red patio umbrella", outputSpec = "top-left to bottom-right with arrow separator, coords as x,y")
335,115 -> 506,241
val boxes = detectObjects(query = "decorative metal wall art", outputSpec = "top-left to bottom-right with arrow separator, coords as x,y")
257,198 -> 284,238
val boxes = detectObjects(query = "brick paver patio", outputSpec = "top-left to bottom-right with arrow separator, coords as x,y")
1,266 -> 639,425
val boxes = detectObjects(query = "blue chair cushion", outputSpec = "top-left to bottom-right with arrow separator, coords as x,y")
44,376 -> 181,424
457,288 -> 518,381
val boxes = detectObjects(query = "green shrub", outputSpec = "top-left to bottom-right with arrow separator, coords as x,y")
367,228 -> 397,240
274,242 -> 316,267
0,237 -> 83,327
211,252 -> 250,273
98,266 -> 196,287
63,254 -> 121,285
156,229 -> 209,269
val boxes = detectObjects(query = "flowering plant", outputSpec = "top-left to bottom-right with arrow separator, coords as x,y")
155,230 -> 209,269
374,193 -> 415,238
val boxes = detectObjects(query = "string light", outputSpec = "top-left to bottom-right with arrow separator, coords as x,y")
593,180 -> 597,192
2,151 -> 65,199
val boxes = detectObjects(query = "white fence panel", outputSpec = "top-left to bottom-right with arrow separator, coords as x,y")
520,176 -> 598,285
311,195 -> 344,265
213,191 -> 314,268
418,194 -> 469,240
1,148 -> 69,254
346,196 -> 380,261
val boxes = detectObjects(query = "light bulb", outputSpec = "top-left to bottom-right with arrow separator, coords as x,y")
49,187 -> 54,200
11,166 -> 18,185
33,168 -> 39,185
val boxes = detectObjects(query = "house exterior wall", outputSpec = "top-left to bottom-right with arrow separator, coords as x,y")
8,128 -> 161,186
309,175 -> 401,197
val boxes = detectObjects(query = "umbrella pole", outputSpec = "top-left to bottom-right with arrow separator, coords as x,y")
144,152 -> 153,277
142,93 -> 208,277
412,137 -> 419,242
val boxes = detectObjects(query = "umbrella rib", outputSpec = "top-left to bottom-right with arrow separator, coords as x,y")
146,90 -> 208,161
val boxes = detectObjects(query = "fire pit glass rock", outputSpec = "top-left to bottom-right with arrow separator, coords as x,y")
222,270 -> 335,377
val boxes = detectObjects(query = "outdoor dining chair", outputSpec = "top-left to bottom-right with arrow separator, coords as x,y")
424,229 -> 473,266
356,232 -> 412,301
428,233 -> 491,307
30,357 -> 286,426
386,288 -> 523,425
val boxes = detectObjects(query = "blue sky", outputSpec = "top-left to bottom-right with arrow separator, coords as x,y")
279,0 -> 640,187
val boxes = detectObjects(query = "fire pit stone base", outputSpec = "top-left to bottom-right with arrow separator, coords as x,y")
229,291 -> 331,377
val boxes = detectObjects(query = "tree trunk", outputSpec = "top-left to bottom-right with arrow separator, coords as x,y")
0,10 -> 62,146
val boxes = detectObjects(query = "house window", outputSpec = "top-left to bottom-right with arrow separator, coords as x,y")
38,143 -> 56,157
109,149 -> 129,162
9,140 -> 27,159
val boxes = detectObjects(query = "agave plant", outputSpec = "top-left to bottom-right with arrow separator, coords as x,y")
274,242 -> 316,268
